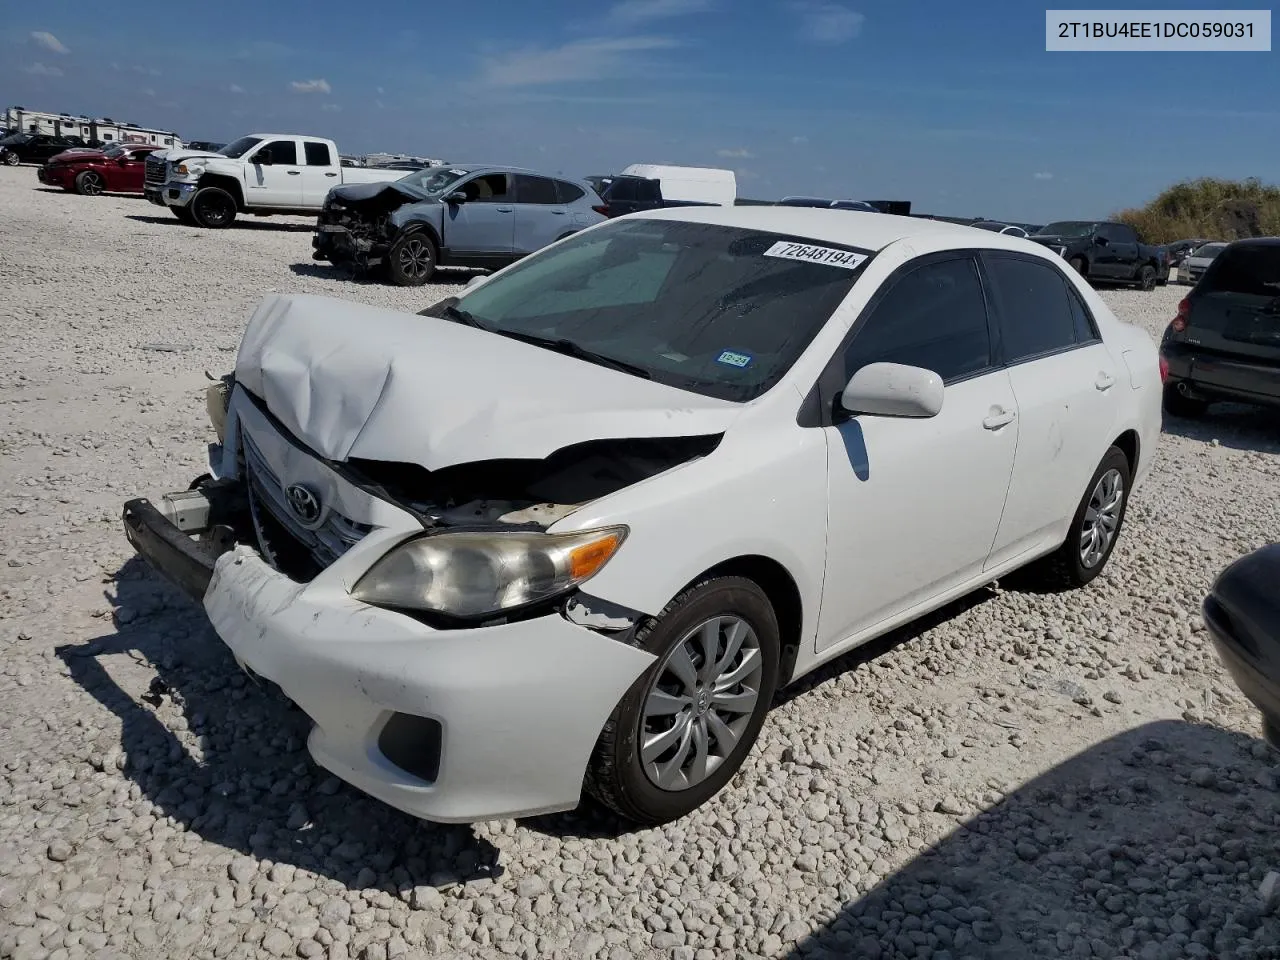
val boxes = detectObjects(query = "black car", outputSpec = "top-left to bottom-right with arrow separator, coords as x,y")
0,133 -> 87,165
1028,220 -> 1165,290
1166,237 -> 1213,267
1204,543 -> 1280,745
596,174 -> 715,217
1160,238 -> 1280,416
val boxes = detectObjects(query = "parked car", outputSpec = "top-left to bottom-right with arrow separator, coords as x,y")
1167,238 -> 1213,268
144,134 -> 405,228
1204,543 -> 1280,745
585,174 -> 614,196
1159,238 -> 1280,416
122,207 -> 1160,825
0,133 -> 87,165
1179,241 -> 1228,285
37,142 -> 165,195
619,163 -> 736,207
314,165 -> 608,285
599,175 -> 720,217
1029,221 -> 1165,290
970,221 -> 1030,239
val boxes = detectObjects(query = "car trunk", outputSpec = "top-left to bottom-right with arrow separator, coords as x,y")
1185,245 -> 1280,366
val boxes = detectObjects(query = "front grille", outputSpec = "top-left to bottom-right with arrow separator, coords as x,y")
241,429 -> 372,580
144,155 -> 167,185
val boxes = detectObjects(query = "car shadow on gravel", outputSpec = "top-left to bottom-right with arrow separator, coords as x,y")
124,214 -> 315,232
288,262 -> 486,285
783,719 -> 1280,960
1161,404 -> 1280,455
57,557 -> 504,892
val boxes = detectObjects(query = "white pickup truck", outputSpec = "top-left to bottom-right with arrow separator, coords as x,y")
143,134 -> 405,228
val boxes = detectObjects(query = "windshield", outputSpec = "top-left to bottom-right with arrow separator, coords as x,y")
102,144 -> 127,158
1201,245 -> 1280,297
218,136 -> 262,159
1037,221 -> 1098,238
444,218 -> 871,402
1,133 -> 31,145
1192,242 -> 1227,259
396,166 -> 471,195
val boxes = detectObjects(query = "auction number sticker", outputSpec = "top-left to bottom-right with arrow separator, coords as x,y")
764,241 -> 868,270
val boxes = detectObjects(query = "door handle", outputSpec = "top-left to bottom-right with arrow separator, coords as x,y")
1095,371 -> 1116,391
983,408 -> 1016,430
551,209 -> 567,215
287,170 -> 301,175
325,172 -> 337,177
496,206 -> 514,213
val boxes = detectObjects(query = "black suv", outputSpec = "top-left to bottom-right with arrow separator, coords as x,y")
0,133 -> 87,165
1160,238 -> 1280,416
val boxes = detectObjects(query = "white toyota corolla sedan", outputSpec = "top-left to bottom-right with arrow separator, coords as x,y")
123,207 -> 1162,825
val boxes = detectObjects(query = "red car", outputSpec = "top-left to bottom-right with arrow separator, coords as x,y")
37,143 -> 165,196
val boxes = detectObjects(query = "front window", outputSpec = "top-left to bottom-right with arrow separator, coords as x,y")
442,219 -> 871,402
102,143 -> 127,158
217,136 -> 262,159
396,166 -> 472,196
1037,221 -> 1098,238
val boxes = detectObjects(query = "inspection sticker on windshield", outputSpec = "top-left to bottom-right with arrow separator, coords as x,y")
764,241 -> 867,270
716,350 -> 753,368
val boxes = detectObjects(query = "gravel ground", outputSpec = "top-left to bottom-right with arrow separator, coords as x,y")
2,165 -> 1280,960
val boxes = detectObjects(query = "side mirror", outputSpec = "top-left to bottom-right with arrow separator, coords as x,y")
253,152 -> 272,166
839,362 -> 944,419
445,191 -> 468,204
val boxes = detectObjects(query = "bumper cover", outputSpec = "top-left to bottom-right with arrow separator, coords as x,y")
1162,343 -> 1280,407
1204,544 -> 1280,728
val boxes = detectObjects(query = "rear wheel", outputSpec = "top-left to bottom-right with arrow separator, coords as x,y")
1030,446 -> 1131,590
190,187 -> 237,228
74,170 -> 105,196
1162,383 -> 1210,418
586,576 -> 780,825
386,232 -> 437,286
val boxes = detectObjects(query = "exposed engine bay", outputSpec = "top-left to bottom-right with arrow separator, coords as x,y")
313,183 -> 423,267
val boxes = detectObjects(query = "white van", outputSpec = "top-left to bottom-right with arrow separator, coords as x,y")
620,163 -> 736,207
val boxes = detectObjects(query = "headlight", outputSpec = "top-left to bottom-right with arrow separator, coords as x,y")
352,526 -> 628,618
174,162 -> 203,176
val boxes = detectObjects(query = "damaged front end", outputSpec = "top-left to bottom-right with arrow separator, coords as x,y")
312,182 -> 430,271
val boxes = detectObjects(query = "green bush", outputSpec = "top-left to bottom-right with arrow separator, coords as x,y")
1113,178 -> 1280,244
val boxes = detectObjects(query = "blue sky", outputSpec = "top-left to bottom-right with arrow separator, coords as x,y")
2,0 -> 1277,221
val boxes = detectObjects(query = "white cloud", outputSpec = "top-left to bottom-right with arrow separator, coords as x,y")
479,36 -> 680,86
791,135 -> 809,144
141,88 -> 156,98
133,65 -> 161,76
229,84 -> 246,94
321,103 -> 341,112
717,147 -> 754,158
30,31 -> 69,55
607,0 -> 714,23
376,86 -> 385,95
375,100 -> 386,110
289,78 -> 331,94
1033,171 -> 1054,180
23,62 -> 63,77
792,3 -> 865,44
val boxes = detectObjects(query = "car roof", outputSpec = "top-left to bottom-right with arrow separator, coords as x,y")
448,164 -> 583,180
1227,237 -> 1280,247
633,205 -> 1052,254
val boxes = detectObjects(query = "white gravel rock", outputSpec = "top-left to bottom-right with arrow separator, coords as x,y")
1,166 -> 1279,958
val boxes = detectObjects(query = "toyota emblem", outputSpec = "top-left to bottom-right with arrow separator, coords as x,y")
284,483 -> 322,526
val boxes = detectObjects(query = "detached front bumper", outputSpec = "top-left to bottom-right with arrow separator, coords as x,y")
122,471 -> 654,824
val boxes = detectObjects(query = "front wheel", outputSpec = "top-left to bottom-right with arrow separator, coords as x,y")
1031,446 -> 1132,590
1137,265 -> 1156,291
1068,256 -> 1087,277
386,232 -> 437,286
586,576 -> 780,825
190,187 -> 237,228
2,151 -> 19,166
75,170 -> 105,196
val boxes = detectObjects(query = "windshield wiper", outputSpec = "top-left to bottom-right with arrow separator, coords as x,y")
419,299 -> 488,330
492,329 -> 653,379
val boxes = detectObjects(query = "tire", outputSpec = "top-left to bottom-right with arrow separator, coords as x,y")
74,170 -> 105,197
1162,383 -> 1210,418
586,576 -> 780,825
1137,265 -> 1156,291
172,207 -> 197,226
1068,256 -> 1087,277
1031,446 -> 1132,590
190,187 -> 237,229
386,232 -> 437,286
2,151 -> 19,166
1263,715 -> 1280,749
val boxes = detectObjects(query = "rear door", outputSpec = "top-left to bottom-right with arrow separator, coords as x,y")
245,138 -> 303,207
512,174 -> 568,255
1183,243 -> 1280,387
1108,223 -> 1142,278
299,140 -> 341,206
983,253 -> 1121,569
443,172 -> 516,258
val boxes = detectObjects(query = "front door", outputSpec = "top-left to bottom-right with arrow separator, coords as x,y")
444,172 -> 516,259
245,139 -> 302,207
116,150 -> 150,192
981,253 -> 1121,568
816,255 -> 1019,651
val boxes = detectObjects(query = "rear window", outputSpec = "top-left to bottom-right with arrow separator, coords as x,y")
1200,245 -> 1280,298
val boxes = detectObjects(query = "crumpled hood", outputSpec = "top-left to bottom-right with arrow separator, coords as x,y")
161,148 -> 225,164
233,294 -> 741,471
327,180 -> 431,205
